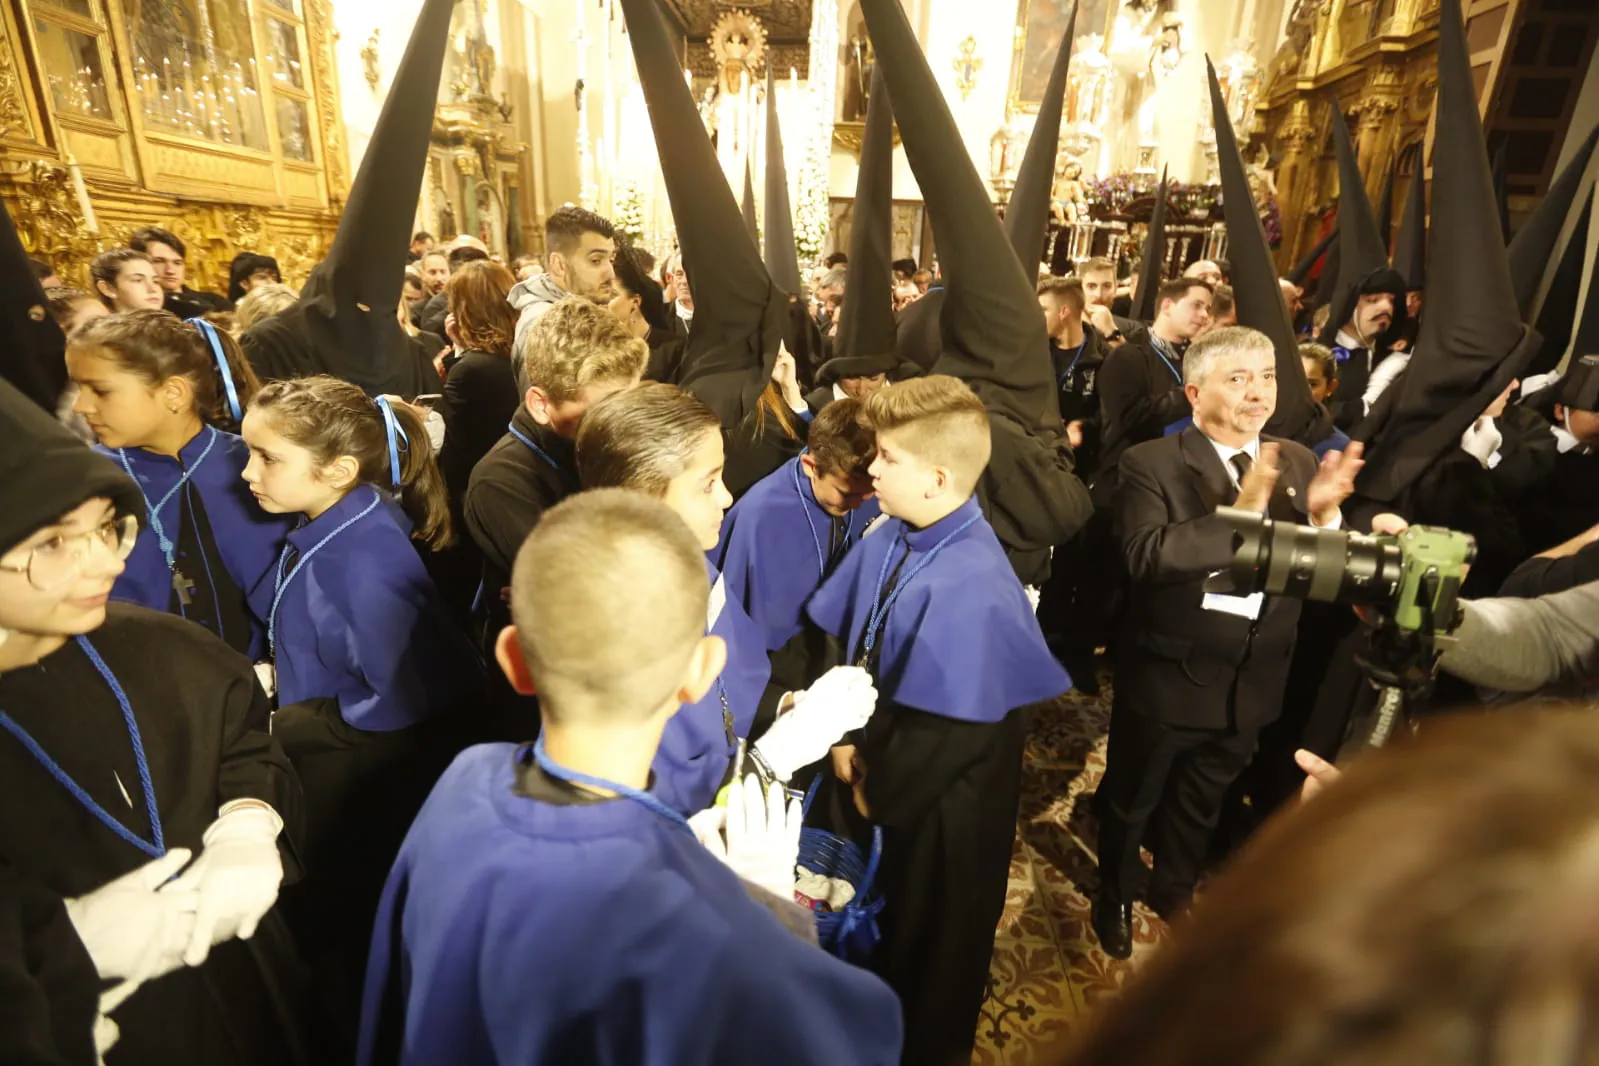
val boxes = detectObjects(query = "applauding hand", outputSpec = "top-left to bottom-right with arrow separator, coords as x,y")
1306,441 -> 1364,526
1233,443 -> 1281,513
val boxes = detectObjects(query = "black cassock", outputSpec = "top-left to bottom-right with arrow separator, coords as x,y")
860,703 -> 1025,1066
0,863 -> 100,1065
0,605 -> 317,1065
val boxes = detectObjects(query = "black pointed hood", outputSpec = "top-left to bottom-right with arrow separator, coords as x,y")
1391,144 -> 1427,292
820,67 -> 898,384
619,0 -> 786,427
858,0 -> 1060,436
1508,122 -> 1598,318
1492,139 -> 1512,241
0,200 -> 68,413
763,66 -> 804,297
1132,168 -> 1170,323
1569,237 -> 1599,377
0,378 -> 142,557
1375,155 -> 1398,254
1525,191 -> 1593,377
1208,58 -> 1331,447
1004,6 -> 1075,272
1287,227 -> 1337,288
740,158 -> 759,246
1352,0 -> 1540,504
278,0 -> 453,394
1318,95 -> 1406,345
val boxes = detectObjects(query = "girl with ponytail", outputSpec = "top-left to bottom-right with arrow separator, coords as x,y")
240,375 -> 484,1020
67,309 -> 290,656
240,374 -> 480,732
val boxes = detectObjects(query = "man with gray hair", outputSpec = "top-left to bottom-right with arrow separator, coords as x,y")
813,266 -> 847,335
1091,325 -> 1365,959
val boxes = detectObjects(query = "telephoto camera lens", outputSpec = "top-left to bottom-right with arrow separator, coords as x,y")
1212,507 -> 1405,608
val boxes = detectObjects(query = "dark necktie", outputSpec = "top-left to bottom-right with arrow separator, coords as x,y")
1228,452 -> 1253,503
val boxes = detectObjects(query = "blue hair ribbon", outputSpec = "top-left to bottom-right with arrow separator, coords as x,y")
373,396 -> 409,489
187,317 -> 242,423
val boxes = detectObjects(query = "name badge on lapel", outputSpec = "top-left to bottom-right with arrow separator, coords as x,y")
1202,570 -> 1264,620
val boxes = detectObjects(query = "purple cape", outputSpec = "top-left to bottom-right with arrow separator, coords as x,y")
713,455 -> 881,651
101,427 -> 292,658
650,560 -> 772,814
358,744 -> 903,1065
807,496 -> 1070,723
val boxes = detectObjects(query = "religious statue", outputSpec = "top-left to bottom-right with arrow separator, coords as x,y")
1137,14 -> 1184,150
1265,0 -> 1328,92
709,10 -> 767,96
1053,160 -> 1089,224
844,32 -> 874,122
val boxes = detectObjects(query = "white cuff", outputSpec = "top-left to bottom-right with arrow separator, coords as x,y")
1311,509 -> 1344,531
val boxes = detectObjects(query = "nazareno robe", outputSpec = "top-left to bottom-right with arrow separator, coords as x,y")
0,605 -> 316,1064
713,455 -> 880,718
807,495 -> 1070,1064
239,304 -> 440,401
0,863 -> 101,1064
100,427 -> 291,659
650,561 -> 772,815
252,483 -> 485,1040
357,743 -> 904,1066
715,455 -> 881,654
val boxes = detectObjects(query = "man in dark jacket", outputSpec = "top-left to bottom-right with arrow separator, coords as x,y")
1093,276 -> 1213,503
1093,326 -> 1361,959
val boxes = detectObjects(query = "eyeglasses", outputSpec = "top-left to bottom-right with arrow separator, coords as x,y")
0,515 -> 139,591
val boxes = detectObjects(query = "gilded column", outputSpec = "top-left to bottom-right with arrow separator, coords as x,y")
1273,99 -> 1320,267
304,0 -> 350,206
1356,62 -> 1406,207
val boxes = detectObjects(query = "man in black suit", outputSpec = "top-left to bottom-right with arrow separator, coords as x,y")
1092,325 -> 1363,958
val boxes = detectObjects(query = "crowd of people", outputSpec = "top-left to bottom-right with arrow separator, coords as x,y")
4,0 -> 1599,1063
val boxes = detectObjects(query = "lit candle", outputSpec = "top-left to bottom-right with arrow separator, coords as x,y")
65,153 -> 99,235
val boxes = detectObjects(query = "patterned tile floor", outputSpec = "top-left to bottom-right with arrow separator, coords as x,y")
972,665 -> 1169,1064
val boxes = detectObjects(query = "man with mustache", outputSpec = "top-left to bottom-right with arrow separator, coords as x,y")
1327,281 -> 1407,428
1091,325 -> 1363,959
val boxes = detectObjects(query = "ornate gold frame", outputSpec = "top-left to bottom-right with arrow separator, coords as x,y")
0,0 -> 347,292
1008,0 -> 1115,116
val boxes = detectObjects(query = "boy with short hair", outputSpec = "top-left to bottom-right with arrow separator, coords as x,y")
464,296 -> 646,656
807,375 -> 1071,1065
715,398 -> 881,723
358,490 -> 903,1066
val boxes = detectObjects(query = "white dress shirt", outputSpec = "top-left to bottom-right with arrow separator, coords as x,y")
1206,433 -> 1342,529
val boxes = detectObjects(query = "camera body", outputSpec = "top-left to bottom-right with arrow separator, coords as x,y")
1205,507 -> 1476,636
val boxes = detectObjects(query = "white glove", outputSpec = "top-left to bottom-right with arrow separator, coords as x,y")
164,803 -> 284,966
753,666 -> 878,780
64,849 -> 198,981
686,805 -> 726,850
1460,416 -> 1504,469
423,409 -> 446,453
700,775 -> 802,899
1362,352 -> 1411,411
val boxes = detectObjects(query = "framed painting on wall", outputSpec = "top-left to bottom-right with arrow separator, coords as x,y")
1009,0 -> 1114,112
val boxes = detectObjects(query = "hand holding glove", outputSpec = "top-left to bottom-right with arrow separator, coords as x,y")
700,775 -> 802,899
164,803 -> 284,966
65,848 -> 198,981
754,666 -> 878,780
1460,415 -> 1504,469
1362,352 -> 1411,411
